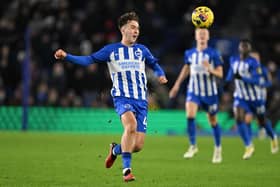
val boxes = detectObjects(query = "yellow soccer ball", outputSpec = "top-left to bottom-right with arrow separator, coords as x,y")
191,6 -> 214,28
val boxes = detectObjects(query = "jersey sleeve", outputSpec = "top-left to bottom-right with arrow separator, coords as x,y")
65,54 -> 94,66
64,45 -> 111,66
142,45 -> 165,77
90,45 -> 111,62
184,50 -> 191,65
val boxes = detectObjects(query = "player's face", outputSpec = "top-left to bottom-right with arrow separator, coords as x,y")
121,20 -> 140,45
195,28 -> 209,44
239,42 -> 251,55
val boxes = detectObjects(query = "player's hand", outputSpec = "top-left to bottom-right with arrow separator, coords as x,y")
202,60 -> 211,72
54,49 -> 67,60
158,76 -> 168,84
169,84 -> 179,98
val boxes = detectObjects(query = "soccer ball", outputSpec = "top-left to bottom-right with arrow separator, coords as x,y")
191,6 -> 214,28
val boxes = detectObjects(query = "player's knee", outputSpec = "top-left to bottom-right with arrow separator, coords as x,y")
124,124 -> 137,135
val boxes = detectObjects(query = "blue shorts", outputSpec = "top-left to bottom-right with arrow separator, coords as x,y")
186,93 -> 219,115
113,97 -> 148,133
233,98 -> 266,115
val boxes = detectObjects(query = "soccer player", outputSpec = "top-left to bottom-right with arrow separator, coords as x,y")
226,40 -> 278,159
54,11 -> 168,182
244,51 -> 278,153
169,28 -> 223,163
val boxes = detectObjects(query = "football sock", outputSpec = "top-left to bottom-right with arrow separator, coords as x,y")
212,124 -> 221,147
187,118 -> 196,145
246,123 -> 252,141
113,144 -> 122,156
122,152 -> 132,170
263,120 -> 275,139
237,121 -> 251,146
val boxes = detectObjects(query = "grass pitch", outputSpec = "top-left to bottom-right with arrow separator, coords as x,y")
0,131 -> 279,187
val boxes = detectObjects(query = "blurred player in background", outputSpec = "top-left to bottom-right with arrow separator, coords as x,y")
169,28 -> 223,163
226,40 -> 278,160
54,11 -> 168,182
245,51 -> 278,151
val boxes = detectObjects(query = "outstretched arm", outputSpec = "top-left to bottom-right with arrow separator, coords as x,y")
169,64 -> 190,98
54,49 -> 93,66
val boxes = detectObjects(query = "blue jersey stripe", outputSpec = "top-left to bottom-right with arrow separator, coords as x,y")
141,73 -> 147,99
196,74 -> 201,95
126,71 -> 134,98
203,74 -> 208,96
135,71 -> 142,99
117,72 -> 125,96
252,85 -> 258,100
210,76 -> 215,96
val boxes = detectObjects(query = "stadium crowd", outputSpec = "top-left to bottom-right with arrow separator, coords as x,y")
0,0 -> 279,123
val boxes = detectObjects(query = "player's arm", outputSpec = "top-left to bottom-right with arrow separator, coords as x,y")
241,63 -> 265,86
54,49 -> 93,66
169,64 -> 190,98
204,50 -> 223,78
54,46 -> 110,66
203,62 -> 223,78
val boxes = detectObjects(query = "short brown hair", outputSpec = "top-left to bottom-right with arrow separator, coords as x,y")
118,11 -> 139,29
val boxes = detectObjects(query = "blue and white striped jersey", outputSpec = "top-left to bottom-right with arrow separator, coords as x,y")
226,55 -> 264,101
184,47 -> 223,97
65,42 -> 165,101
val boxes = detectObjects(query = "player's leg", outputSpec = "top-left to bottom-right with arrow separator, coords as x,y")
233,104 -> 254,159
120,111 -> 137,181
207,114 -> 221,147
207,113 -> 222,163
105,110 -> 137,181
105,97 -> 137,181
122,99 -> 147,181
120,132 -> 145,182
233,100 -> 251,146
256,115 -> 278,154
132,100 -> 147,153
183,101 -> 199,158
245,113 -> 253,141
257,119 -> 266,140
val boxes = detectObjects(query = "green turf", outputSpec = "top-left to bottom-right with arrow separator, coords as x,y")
0,131 -> 279,187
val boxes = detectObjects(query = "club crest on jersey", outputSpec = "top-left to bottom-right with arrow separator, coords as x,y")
124,104 -> 132,109
135,48 -> 142,59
